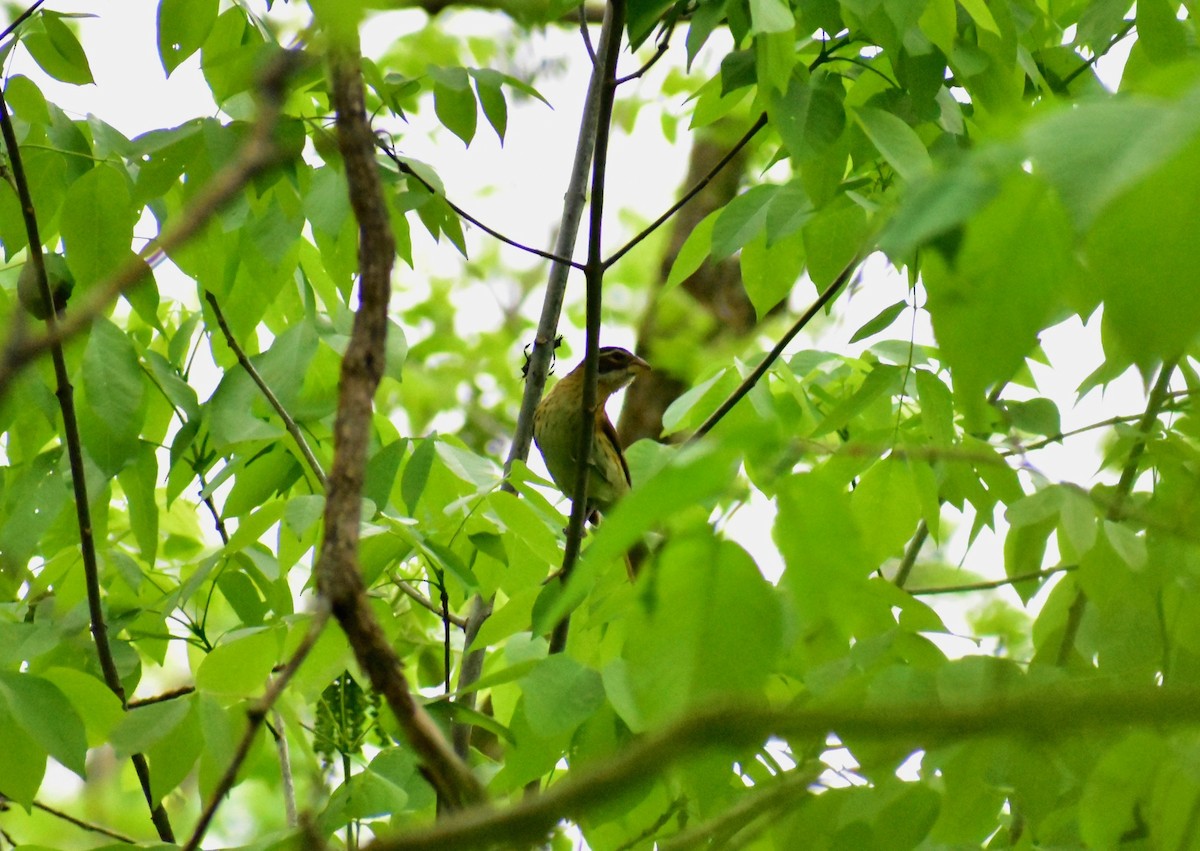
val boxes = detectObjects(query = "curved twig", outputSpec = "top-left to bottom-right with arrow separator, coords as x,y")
377,141 -> 585,270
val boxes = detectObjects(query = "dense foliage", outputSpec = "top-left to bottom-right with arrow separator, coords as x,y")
1,0 -> 1199,848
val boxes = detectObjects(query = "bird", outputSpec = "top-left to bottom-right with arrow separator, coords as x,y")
533,346 -> 650,574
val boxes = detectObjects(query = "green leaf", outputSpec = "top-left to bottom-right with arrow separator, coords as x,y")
1003,397 -> 1061,437
923,176 -> 1072,427
471,69 -> 508,143
749,0 -> 794,34
402,437 -> 437,515
146,698 -> 202,805
117,441 -> 160,563
157,0 -> 218,76
521,655 -> 605,737
0,671 -> 88,777
24,13 -> 94,85
627,0 -> 676,49
41,668 -> 123,747
110,696 -> 192,757
80,317 -> 146,473
850,300 -> 907,343
956,0 -> 999,35
854,106 -> 932,182
195,628 -> 280,696
0,699 -> 45,807
770,74 -> 846,160
61,165 -> 136,287
1087,137 -> 1200,366
607,536 -> 783,731
711,184 -> 779,259
739,228 -> 805,318
664,209 -> 716,291
431,66 -> 477,147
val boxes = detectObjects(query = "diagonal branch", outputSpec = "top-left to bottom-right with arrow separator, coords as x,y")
1054,357 -> 1177,666
377,141 -> 584,270
319,44 -> 483,810
603,114 -> 767,270
687,260 -> 858,443
204,290 -> 328,488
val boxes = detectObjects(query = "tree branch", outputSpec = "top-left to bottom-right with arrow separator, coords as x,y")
376,686 -> 1200,850
454,0 -> 618,759
1055,358 -> 1177,666
603,114 -> 767,270
377,141 -> 583,270
0,68 -> 176,844
687,260 -> 858,443
551,0 -> 627,655
204,290 -> 328,488
319,45 -> 483,809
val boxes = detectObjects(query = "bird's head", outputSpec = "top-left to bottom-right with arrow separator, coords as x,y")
595,346 -> 650,395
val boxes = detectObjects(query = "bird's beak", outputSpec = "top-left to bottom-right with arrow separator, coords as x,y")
631,354 -> 651,374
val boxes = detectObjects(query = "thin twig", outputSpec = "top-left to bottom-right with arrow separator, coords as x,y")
182,606 -> 331,851
550,0 -> 628,655
0,51 -> 303,398
376,686 -> 1200,850
659,770 -> 814,850
604,114 -> 767,270
578,1 -> 596,64
1055,358 -> 1177,666
909,565 -> 1075,596
0,0 -> 45,45
0,68 -> 176,844
205,290 -> 328,488
688,261 -> 858,443
275,709 -> 298,827
1061,20 -> 1136,87
320,47 -> 483,809
31,800 -> 137,844
892,519 -> 929,588
614,20 -> 674,86
377,141 -> 583,270
128,685 -> 197,708
395,576 -> 467,628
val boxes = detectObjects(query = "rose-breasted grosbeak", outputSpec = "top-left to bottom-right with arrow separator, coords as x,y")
533,346 -> 650,571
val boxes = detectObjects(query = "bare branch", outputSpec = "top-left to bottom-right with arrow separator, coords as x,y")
604,114 -> 767,270
319,46 -> 483,809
